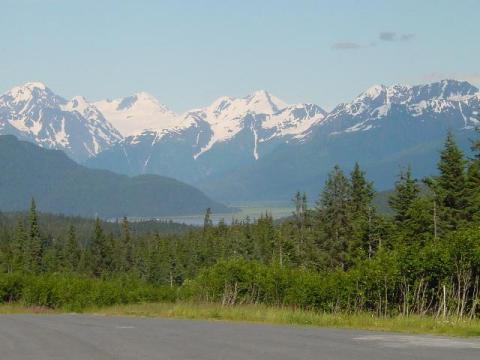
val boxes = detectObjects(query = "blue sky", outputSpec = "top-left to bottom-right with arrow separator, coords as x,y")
1,0 -> 479,111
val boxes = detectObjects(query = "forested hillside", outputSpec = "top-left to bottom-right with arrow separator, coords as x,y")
0,135 -> 229,217
0,129 -> 479,317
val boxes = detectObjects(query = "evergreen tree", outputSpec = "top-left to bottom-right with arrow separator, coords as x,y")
389,166 -> 420,224
466,126 -> 480,221
435,131 -> 468,230
350,162 -> 374,215
89,218 -> 108,276
104,232 -> 116,273
348,163 -> 377,259
64,225 -> 80,271
26,198 -> 43,273
120,217 -> 133,271
316,165 -> 352,269
254,214 -> 276,263
293,192 -> 309,228
292,192 -> 312,260
465,162 -> 480,222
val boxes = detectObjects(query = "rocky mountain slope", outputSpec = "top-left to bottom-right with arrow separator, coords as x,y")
199,80 -> 480,200
87,90 -> 327,182
0,82 -> 121,162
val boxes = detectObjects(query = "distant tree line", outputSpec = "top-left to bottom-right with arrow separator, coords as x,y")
0,129 -> 479,317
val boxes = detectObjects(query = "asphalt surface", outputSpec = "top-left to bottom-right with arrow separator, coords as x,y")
0,314 -> 479,359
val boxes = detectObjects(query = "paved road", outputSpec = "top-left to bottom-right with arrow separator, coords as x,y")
0,314 -> 479,359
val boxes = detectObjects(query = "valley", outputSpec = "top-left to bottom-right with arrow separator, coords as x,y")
129,201 -> 295,225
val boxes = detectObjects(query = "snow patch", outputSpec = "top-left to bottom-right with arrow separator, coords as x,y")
94,93 -> 178,136
252,125 -> 259,160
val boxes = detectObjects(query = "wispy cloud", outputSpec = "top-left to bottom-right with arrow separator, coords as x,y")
379,32 -> 415,42
332,31 -> 414,51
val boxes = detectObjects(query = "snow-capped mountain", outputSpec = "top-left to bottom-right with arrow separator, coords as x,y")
184,91 -> 326,159
94,92 -> 178,136
187,90 -> 290,159
198,80 -> 480,201
5,79 -> 479,202
86,91 -> 327,182
0,82 -> 121,162
312,80 -> 480,136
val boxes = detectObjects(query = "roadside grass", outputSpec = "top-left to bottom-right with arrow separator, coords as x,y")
0,303 -> 58,314
89,303 -> 480,337
1,301 -> 479,337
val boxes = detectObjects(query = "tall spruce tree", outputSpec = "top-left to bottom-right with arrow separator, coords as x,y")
389,166 -> 420,224
64,224 -> 80,271
390,167 -> 437,244
349,163 -> 376,259
293,192 -> 309,230
350,162 -> 374,215
26,198 -> 43,273
466,125 -> 480,221
89,218 -> 108,276
316,165 -> 352,269
436,131 -> 467,230
465,162 -> 480,222
121,216 -> 133,271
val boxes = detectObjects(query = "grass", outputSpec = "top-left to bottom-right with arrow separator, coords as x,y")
2,301 -> 479,337
0,303 -> 59,314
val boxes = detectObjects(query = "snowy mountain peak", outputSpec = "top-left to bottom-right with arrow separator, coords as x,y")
347,79 -> 480,115
114,92 -> 165,111
61,96 -> 111,125
10,81 -> 48,93
410,79 -> 479,101
29,81 -> 47,88
207,96 -> 236,115
184,92 -> 324,160
94,93 -> 177,136
201,90 -> 288,121
320,79 -> 480,136
3,81 -> 61,108
0,82 -> 121,161
7,81 -> 50,97
262,103 -> 327,140
134,91 -> 162,103
359,84 -> 386,99
244,90 -> 288,114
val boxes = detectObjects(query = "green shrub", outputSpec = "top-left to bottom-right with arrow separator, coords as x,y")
0,272 -> 178,311
0,273 -> 25,303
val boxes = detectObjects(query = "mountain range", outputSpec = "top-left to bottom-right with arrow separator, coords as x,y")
0,82 -> 121,162
0,135 -> 228,217
1,79 -> 479,202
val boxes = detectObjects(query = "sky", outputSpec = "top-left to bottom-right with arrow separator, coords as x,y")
1,0 -> 479,112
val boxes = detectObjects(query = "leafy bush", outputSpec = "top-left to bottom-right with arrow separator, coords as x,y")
0,272 -> 177,311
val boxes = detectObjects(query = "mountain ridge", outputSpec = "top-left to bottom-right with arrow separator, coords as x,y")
0,135 -> 229,217
2,79 -> 479,202
198,79 -> 479,201
0,82 -> 121,162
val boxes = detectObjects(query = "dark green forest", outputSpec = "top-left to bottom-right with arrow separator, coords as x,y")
0,130 -> 479,317
0,135 -> 230,217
